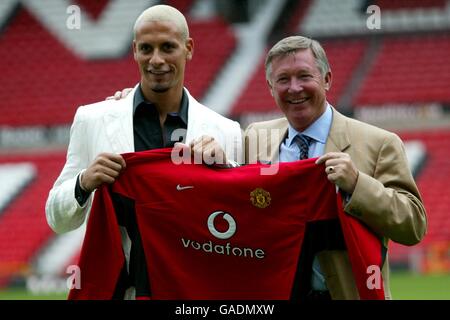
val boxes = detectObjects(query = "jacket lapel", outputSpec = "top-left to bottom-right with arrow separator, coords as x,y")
270,120 -> 288,163
103,86 -> 137,154
185,88 -> 212,144
185,89 -> 198,144
325,108 -> 351,153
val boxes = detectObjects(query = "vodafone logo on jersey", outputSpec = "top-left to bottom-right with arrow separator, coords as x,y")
180,211 -> 265,260
207,211 -> 236,240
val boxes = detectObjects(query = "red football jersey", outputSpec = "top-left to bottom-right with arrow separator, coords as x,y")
69,148 -> 385,300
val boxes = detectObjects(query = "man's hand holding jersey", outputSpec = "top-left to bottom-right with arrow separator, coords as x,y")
80,153 -> 127,192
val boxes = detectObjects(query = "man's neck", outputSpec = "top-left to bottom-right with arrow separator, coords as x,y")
141,84 -> 183,117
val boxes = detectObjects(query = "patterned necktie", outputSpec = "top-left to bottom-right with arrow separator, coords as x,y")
295,134 -> 313,160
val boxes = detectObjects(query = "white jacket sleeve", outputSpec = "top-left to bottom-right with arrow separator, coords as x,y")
45,107 -> 93,234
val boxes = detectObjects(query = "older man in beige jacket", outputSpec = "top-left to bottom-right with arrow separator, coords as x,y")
244,36 -> 426,300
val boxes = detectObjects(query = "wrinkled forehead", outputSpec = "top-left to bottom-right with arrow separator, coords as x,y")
271,49 -> 319,73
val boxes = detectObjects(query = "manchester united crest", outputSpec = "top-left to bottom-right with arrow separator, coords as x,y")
250,188 -> 271,208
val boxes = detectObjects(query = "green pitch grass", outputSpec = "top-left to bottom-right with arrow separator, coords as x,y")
0,289 -> 67,300
0,272 -> 448,300
390,272 -> 450,300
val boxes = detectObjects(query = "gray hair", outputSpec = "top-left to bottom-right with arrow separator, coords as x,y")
133,5 -> 189,40
265,36 -> 330,83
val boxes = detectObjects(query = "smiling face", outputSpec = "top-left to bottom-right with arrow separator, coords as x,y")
133,20 -> 193,98
267,48 -> 331,132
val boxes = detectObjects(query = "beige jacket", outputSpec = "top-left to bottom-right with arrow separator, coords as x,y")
244,108 -> 427,299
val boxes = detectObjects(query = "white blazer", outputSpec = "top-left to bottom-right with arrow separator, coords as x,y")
46,85 -> 242,234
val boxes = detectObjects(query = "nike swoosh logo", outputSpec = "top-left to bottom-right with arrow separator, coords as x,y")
176,184 -> 194,191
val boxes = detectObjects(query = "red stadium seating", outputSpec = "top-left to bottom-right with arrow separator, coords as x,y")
285,0 -> 312,35
355,34 -> 450,106
389,129 -> 450,266
0,152 -> 66,285
185,18 -> 236,100
0,8 -> 235,127
165,0 -> 195,14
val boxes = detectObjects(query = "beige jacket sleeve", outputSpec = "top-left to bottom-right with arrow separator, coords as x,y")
344,133 -> 427,245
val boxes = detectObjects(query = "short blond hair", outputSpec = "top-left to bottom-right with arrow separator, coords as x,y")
265,36 -> 330,83
133,5 -> 189,40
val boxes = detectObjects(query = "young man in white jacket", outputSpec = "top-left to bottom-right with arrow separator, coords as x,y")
46,5 -> 242,298
46,4 -> 241,234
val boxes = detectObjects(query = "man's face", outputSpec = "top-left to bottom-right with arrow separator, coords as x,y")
133,20 -> 193,94
268,49 -> 331,132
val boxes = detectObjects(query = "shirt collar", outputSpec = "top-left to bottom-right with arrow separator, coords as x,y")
133,84 -> 189,125
286,103 -> 333,146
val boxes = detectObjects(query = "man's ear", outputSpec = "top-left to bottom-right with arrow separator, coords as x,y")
186,38 -> 194,61
267,80 -> 274,97
324,71 -> 332,91
132,40 -> 138,61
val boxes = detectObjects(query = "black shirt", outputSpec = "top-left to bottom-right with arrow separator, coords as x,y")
133,84 -> 188,151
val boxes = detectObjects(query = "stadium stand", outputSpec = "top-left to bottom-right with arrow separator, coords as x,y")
0,163 -> 36,215
0,0 -> 449,293
184,17 -> 237,99
299,0 -> 450,36
354,33 -> 450,106
0,7 -> 138,126
74,0 -> 110,20
390,129 -> 450,271
0,152 -> 66,286
284,0 -> 312,35
374,0 -> 447,11
164,0 -> 195,14
0,4 -> 236,126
